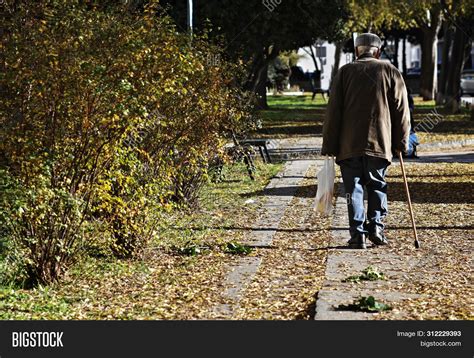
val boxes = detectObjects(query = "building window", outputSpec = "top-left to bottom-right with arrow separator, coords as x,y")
315,46 -> 326,58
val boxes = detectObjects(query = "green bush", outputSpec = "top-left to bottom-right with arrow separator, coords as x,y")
0,169 -> 85,287
0,1 -> 254,284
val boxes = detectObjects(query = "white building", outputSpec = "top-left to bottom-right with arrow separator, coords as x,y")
297,39 -> 420,90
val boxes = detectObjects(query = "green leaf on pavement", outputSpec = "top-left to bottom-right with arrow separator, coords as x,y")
224,242 -> 252,255
342,266 -> 386,283
336,296 -> 392,312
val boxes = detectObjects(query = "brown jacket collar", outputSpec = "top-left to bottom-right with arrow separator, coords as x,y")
356,52 -> 377,61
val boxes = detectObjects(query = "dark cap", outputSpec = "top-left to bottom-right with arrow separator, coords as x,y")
355,33 -> 382,48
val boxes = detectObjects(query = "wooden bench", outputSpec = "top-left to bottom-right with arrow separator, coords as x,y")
240,139 -> 272,163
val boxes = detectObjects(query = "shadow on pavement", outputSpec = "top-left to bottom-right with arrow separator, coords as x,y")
400,152 -> 474,163
332,181 -> 473,204
242,181 -> 473,204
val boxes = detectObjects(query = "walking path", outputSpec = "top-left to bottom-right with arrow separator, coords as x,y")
315,146 -> 473,320
214,136 -> 472,319
266,137 -> 322,161
314,183 -> 422,320
214,159 -> 315,316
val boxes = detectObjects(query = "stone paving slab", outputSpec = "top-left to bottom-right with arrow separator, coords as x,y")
267,137 -> 323,161
244,160 -> 313,247
214,257 -> 262,315
214,159 -> 314,317
314,182 -> 422,320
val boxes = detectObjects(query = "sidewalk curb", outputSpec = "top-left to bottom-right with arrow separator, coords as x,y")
418,138 -> 474,151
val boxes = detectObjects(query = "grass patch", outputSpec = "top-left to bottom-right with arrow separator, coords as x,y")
412,96 -> 473,144
267,94 -> 327,109
258,94 -> 473,143
414,112 -> 473,144
256,95 -> 325,138
157,161 -> 282,250
413,97 -> 436,108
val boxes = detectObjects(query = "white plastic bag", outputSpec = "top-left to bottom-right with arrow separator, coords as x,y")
315,156 -> 335,215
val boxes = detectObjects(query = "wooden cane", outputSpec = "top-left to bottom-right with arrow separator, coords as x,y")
398,151 -> 420,248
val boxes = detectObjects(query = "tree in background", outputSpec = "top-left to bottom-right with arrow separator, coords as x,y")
268,51 -> 302,94
437,0 -> 474,112
377,0 -> 472,104
414,2 -> 443,101
345,0 -> 456,102
161,0 -> 348,109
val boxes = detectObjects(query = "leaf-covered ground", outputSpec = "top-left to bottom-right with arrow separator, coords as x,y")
1,94 -> 471,320
322,160 -> 473,320
0,162 -> 283,319
231,164 -> 332,320
379,161 -> 473,319
414,109 -> 473,144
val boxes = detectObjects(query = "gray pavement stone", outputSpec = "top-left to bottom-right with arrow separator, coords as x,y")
244,159 -> 313,247
214,159 -> 313,317
214,256 -> 262,316
409,150 -> 474,163
268,137 -> 323,161
314,183 -> 422,320
418,139 -> 474,151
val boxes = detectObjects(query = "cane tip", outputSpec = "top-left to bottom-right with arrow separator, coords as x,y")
415,240 -> 420,249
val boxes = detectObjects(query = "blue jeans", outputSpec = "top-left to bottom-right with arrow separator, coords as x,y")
339,156 -> 389,238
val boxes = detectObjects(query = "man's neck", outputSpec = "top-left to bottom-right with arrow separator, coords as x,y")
357,52 -> 375,59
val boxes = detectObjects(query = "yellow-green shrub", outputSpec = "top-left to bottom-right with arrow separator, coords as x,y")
0,1 -> 254,284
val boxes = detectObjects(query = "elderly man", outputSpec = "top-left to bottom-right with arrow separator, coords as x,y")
321,33 -> 410,249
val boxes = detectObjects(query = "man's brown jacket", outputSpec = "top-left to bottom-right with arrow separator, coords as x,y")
321,53 -> 411,163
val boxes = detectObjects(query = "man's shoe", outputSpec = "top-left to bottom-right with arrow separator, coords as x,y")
347,234 -> 367,249
368,226 -> 389,246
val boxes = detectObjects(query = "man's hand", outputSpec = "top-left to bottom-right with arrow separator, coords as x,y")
393,148 -> 406,158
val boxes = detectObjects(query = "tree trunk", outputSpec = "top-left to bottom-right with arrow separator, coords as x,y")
309,45 -> 320,72
402,36 -> 407,77
246,47 -> 278,110
436,22 -> 454,105
254,62 -> 269,110
445,25 -> 471,113
301,46 -> 319,72
419,8 -> 442,101
330,41 -> 342,91
393,36 -> 399,69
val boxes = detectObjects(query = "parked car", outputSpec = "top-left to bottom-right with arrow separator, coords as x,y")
405,67 -> 442,96
405,67 -> 421,94
406,67 -> 421,76
460,69 -> 474,95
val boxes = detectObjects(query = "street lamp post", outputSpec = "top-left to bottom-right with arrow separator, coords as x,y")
187,0 -> 193,35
